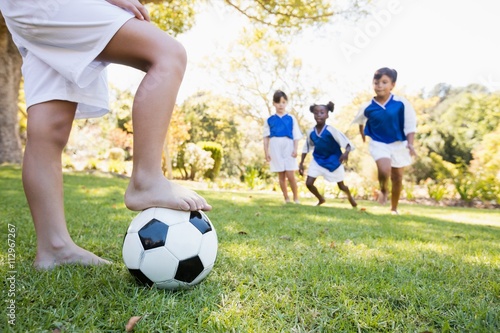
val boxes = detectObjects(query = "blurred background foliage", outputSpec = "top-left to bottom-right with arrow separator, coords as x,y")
9,0 -> 500,206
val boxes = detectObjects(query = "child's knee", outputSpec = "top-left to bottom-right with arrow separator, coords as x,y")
27,112 -> 73,149
391,172 -> 403,183
156,40 -> 187,76
338,183 -> 348,192
305,179 -> 315,188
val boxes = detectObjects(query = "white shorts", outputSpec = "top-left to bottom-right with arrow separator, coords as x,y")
369,140 -> 412,168
307,159 -> 345,183
0,0 -> 134,119
268,137 -> 298,172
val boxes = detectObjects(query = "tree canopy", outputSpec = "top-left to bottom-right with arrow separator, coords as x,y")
0,0 -> 366,163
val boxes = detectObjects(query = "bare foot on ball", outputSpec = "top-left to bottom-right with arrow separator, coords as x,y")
35,243 -> 111,270
125,176 -> 211,212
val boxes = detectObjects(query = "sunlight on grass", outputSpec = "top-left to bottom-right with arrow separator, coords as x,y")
222,243 -> 270,261
340,242 -> 393,262
429,212 -> 499,226
1,165 -> 499,332
73,184 -> 123,198
408,205 -> 500,227
390,239 -> 453,255
461,254 -> 499,266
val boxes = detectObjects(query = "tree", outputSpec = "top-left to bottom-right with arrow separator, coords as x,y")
223,0 -> 370,31
0,13 -> 22,164
175,142 -> 214,180
207,25 -> 324,135
178,91 -> 244,177
471,123 -> 500,178
0,0 -> 362,163
164,104 -> 191,178
419,85 -> 500,165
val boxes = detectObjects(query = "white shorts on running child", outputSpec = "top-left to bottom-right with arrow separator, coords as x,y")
369,140 -> 412,168
307,159 -> 345,183
0,0 -> 134,119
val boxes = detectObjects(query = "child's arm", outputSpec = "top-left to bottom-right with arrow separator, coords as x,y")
339,144 -> 352,163
263,119 -> 272,161
292,139 -> 299,158
358,125 -> 366,142
400,96 -> 417,157
299,153 -> 307,176
328,127 -> 354,163
263,136 -> 271,162
351,103 -> 369,143
299,132 -> 312,176
291,115 -> 302,158
406,132 -> 417,157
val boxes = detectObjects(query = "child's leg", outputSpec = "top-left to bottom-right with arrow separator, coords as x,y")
285,170 -> 299,202
375,158 -> 391,205
305,176 -> 325,205
96,19 -> 210,212
23,101 -> 110,269
278,171 -> 290,202
390,167 -> 404,212
337,181 -> 357,208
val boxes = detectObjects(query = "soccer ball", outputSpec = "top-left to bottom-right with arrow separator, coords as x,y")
122,207 -> 218,290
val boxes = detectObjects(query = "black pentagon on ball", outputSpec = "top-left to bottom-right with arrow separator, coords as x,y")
174,255 -> 204,283
138,218 -> 169,250
189,211 -> 212,234
129,269 -> 154,287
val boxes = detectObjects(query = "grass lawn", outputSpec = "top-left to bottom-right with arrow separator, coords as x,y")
1,165 -> 499,332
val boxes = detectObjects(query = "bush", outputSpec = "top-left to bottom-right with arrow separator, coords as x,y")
198,141 -> 223,181
473,172 -> 500,204
425,179 -> 447,202
174,143 -> 214,180
244,168 -> 260,190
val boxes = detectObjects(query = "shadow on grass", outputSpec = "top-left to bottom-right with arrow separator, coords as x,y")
1,165 -> 499,332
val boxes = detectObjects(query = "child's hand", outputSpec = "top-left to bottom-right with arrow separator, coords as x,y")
291,150 -> 297,158
266,154 -> 271,162
298,164 -> 304,176
340,152 -> 349,163
106,0 -> 150,21
408,144 -> 418,157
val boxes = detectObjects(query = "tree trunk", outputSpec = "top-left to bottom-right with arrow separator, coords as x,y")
0,13 -> 23,164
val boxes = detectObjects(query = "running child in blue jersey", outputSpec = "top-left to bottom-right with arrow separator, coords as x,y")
299,102 -> 357,207
263,90 -> 302,204
352,67 -> 417,214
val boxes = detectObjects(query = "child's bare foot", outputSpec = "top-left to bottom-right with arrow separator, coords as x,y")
376,190 -> 387,205
348,196 -> 357,208
125,176 -> 211,212
316,198 -> 326,206
35,244 -> 111,270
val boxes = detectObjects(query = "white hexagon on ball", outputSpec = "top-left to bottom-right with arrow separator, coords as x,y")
122,233 -> 144,270
140,247 -> 178,283
165,222 -> 203,259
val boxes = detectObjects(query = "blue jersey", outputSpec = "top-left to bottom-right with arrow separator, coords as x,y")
352,94 -> 417,144
263,113 -> 302,140
302,125 -> 353,172
267,114 -> 293,139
